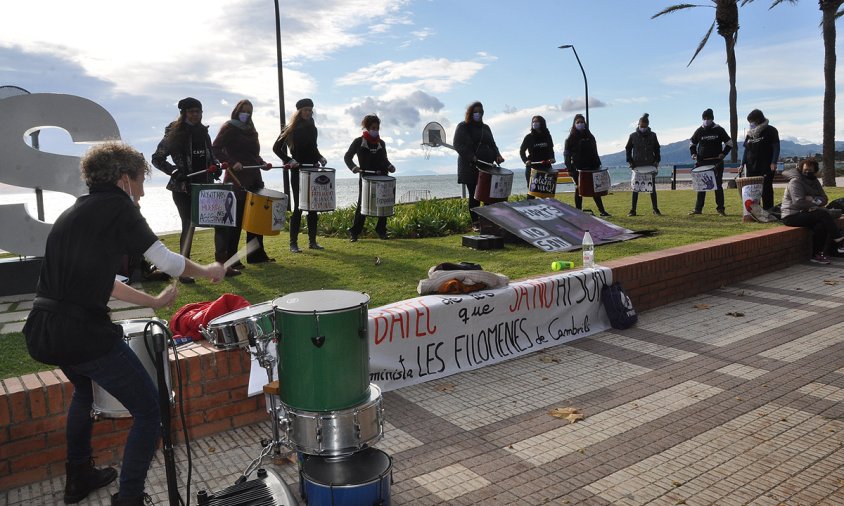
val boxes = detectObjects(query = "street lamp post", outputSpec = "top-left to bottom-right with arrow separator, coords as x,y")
559,44 -> 589,126
274,0 -> 290,205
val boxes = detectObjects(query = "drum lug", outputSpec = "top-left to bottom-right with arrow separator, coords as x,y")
311,335 -> 325,348
198,325 -> 212,342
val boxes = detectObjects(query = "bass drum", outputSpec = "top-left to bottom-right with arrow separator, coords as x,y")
474,166 -> 513,204
300,448 -> 392,506
273,290 -> 370,412
299,167 -> 336,212
242,188 -> 288,236
92,318 -> 173,418
577,168 -> 610,197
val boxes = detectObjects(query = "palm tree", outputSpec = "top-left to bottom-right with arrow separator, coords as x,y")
653,1 -> 741,163
752,0 -> 842,186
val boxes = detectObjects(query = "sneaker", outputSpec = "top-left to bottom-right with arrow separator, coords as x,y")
599,211 -> 611,217
838,245 -> 844,255
627,210 -> 637,217
224,267 -> 242,277
688,210 -> 702,215
178,276 -> 195,284
833,236 -> 844,245
653,209 -> 662,216
289,243 -> 301,253
716,209 -> 727,216
349,234 -> 358,242
810,253 -> 831,265
377,231 -> 389,240
309,242 -> 324,250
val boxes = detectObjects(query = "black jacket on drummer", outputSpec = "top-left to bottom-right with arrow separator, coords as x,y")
689,108 -> 733,214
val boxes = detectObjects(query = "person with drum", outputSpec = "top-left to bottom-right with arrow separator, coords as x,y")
689,108 -> 733,216
741,109 -> 780,211
563,114 -> 610,216
344,114 -> 396,241
272,98 -> 327,253
22,141 -> 225,506
519,115 -> 556,200
625,113 -> 662,216
151,97 -> 221,283
453,101 -> 505,230
781,158 -> 844,265
212,99 -> 275,273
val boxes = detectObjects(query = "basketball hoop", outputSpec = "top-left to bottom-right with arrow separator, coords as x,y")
421,121 -> 454,160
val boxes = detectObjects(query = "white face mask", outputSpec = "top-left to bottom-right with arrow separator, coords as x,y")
368,129 -> 380,139
120,176 -> 135,203
531,122 -> 540,130
472,112 -> 482,122
702,119 -> 713,128
238,112 -> 250,123
575,122 -> 586,131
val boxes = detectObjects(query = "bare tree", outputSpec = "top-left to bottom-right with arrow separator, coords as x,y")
653,1 -> 741,163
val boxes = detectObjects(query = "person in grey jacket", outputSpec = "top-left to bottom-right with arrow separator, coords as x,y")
780,159 -> 844,264
625,113 -> 661,216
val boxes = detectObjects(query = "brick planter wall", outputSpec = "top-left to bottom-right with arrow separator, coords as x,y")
0,221 -> 837,490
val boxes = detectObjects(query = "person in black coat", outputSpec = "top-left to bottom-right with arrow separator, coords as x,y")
563,114 -> 609,216
273,98 -> 327,252
453,101 -> 505,229
689,108 -> 733,215
150,97 -> 221,274
625,113 -> 661,216
519,115 -> 555,199
344,114 -> 396,241
741,108 -> 780,210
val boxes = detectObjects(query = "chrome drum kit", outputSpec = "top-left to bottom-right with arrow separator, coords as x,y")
201,289 -> 393,505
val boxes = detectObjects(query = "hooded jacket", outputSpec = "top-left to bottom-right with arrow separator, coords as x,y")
151,122 -> 218,193
453,121 -> 501,184
780,168 -> 828,218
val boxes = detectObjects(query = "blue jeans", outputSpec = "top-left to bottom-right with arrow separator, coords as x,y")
61,340 -> 161,498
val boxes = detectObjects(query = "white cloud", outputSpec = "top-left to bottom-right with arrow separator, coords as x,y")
336,58 -> 488,99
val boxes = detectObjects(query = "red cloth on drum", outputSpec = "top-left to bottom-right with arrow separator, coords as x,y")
170,293 -> 251,341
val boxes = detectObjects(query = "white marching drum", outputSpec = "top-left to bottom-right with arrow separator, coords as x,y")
361,175 -> 396,217
299,167 -> 336,211
92,318 -> 173,418
279,384 -> 384,456
631,165 -> 657,193
691,165 -> 717,192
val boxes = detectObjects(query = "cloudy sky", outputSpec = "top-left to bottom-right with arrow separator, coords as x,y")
1,0 -> 839,186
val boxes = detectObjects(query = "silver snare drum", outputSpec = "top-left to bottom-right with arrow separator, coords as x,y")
280,384 -> 384,456
200,301 -> 275,349
93,318 -> 173,418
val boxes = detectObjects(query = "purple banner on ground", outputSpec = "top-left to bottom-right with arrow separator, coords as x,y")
474,198 -> 639,252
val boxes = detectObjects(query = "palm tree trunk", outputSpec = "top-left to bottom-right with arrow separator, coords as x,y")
821,2 -> 838,186
725,35 -> 739,164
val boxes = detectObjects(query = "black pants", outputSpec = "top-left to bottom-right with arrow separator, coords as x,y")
465,181 -> 481,225
213,189 -> 268,263
631,190 -> 658,212
694,161 -> 725,212
289,168 -> 319,245
171,191 -> 194,258
782,210 -> 842,255
748,167 -> 776,210
350,176 -> 387,236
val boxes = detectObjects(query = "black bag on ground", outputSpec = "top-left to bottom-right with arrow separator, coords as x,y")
601,282 -> 638,329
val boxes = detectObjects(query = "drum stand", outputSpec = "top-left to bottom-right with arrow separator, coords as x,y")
238,337 -> 290,483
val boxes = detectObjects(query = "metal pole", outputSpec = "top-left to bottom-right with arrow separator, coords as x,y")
559,45 -> 589,126
30,131 -> 45,222
274,0 -> 291,207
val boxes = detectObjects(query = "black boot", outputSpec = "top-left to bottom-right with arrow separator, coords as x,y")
64,458 -> 118,504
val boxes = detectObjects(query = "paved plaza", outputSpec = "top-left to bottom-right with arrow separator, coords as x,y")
2,258 -> 843,505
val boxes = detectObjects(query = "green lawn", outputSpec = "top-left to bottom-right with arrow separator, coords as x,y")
3,186 -> 843,379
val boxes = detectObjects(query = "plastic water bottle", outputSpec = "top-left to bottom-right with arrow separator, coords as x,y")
582,230 -> 595,269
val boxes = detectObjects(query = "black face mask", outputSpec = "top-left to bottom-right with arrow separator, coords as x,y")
805,172 -> 817,179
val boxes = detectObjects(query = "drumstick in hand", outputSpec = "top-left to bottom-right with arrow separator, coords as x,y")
224,238 -> 260,269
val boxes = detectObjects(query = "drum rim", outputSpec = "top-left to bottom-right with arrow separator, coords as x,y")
301,448 -> 393,485
477,166 -> 514,175
691,165 -> 716,172
207,301 -> 275,325
272,290 -> 370,313
300,167 -> 336,172
113,317 -> 167,336
283,385 -> 380,417
253,188 -> 287,198
361,174 -> 396,181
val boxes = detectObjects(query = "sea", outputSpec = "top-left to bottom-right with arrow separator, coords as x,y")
0,167 -> 647,236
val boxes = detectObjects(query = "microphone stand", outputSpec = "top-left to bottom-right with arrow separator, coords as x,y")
151,325 -> 181,506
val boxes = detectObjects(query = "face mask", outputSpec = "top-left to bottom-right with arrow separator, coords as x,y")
575,122 -> 586,131
749,122 -> 757,130
185,118 -> 197,126
368,129 -> 379,139
703,119 -> 713,127
238,112 -> 250,123
638,127 -> 648,133
472,112 -> 482,122
531,122 -> 540,130
805,171 -> 817,179
121,176 -> 136,203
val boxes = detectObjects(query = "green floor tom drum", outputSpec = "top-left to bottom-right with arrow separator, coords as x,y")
273,290 -> 371,411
